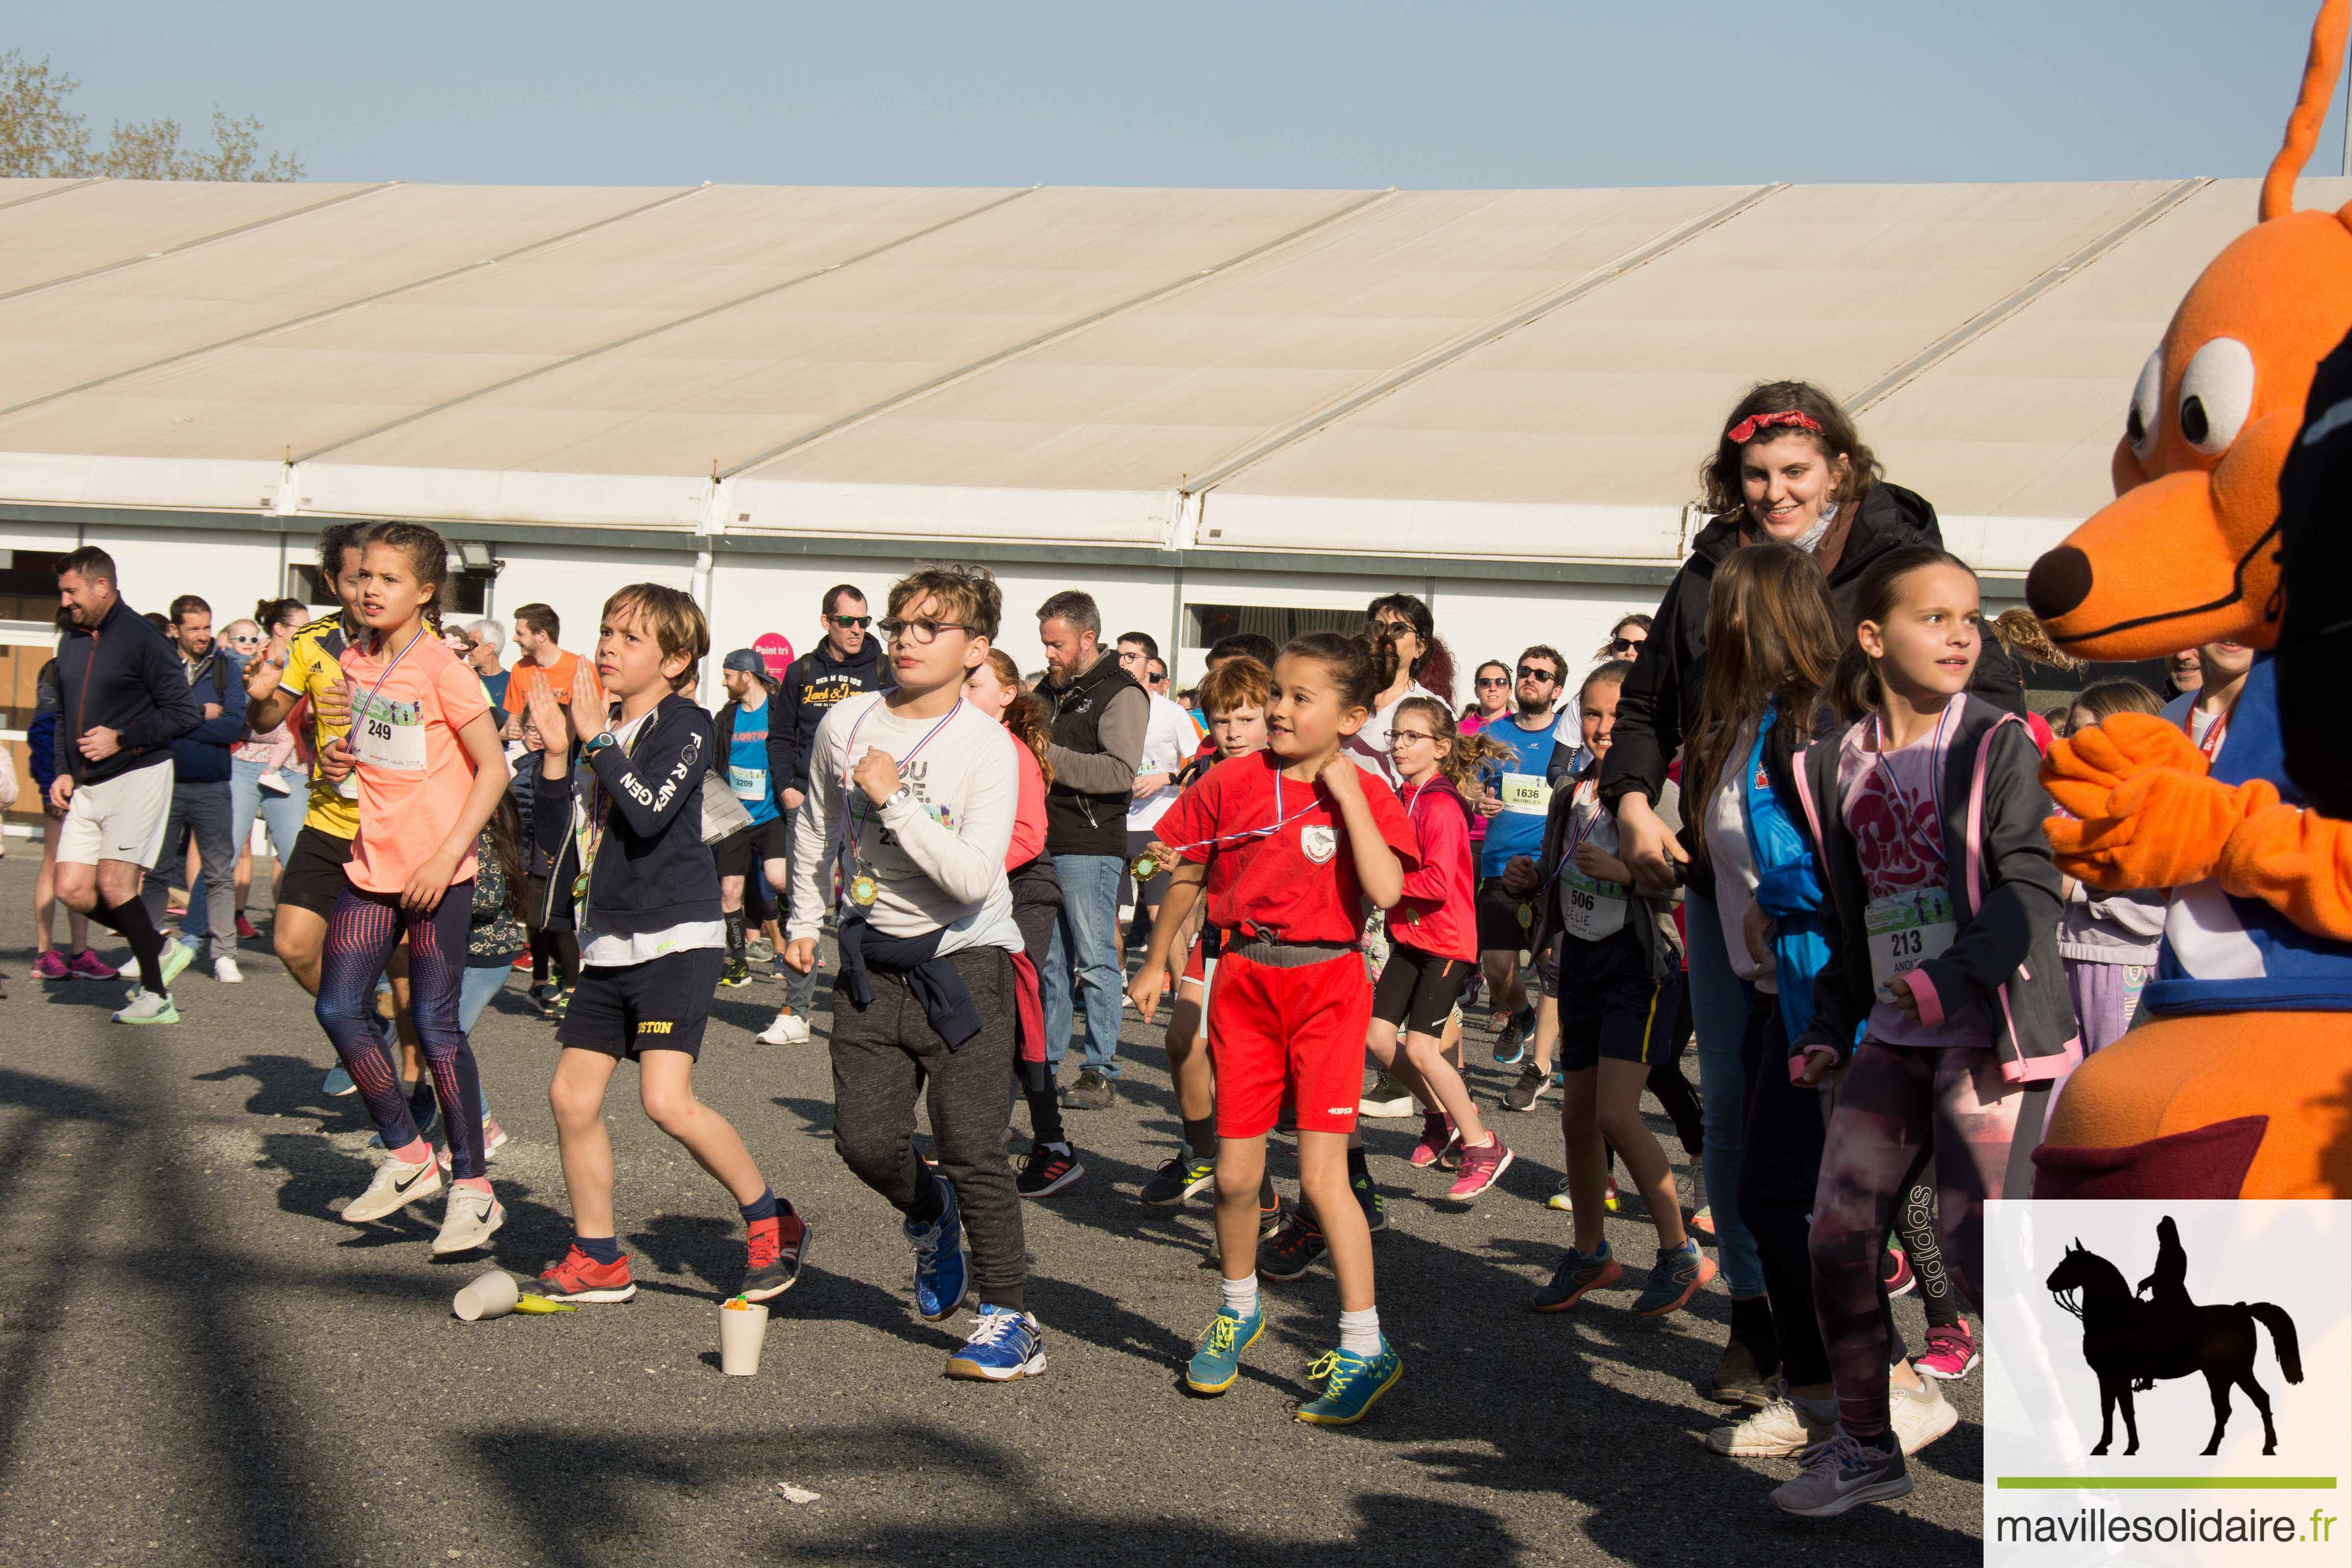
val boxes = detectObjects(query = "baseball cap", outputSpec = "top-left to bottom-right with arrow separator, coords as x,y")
722,648 -> 777,686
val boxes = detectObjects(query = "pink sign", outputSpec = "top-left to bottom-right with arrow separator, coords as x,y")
754,632 -> 794,684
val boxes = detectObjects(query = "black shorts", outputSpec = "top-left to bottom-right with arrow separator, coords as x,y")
1126,828 -> 1171,906
276,825 -> 356,918
714,815 -> 791,882
1474,876 -> 1534,953
1557,924 -> 1683,1072
1370,942 -> 1472,1035
558,947 -> 726,1061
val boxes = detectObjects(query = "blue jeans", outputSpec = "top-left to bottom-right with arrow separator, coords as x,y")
230,756 -> 308,870
1684,885 -> 1766,1299
457,961 -> 513,1034
1042,852 -> 1125,1079
144,780 -> 237,962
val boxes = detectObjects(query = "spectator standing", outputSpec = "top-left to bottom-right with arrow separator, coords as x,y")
226,598 -> 311,940
26,646 -> 117,982
501,604 -> 577,732
1037,591 -> 1146,1109
48,547 -> 202,1023
1116,630 -> 1196,939
712,649 -> 793,998
143,593 -> 249,983
466,620 -> 510,709
1473,645 -> 1569,1063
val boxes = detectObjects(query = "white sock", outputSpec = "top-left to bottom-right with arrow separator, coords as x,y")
1220,1273 -> 1259,1319
1338,1305 -> 1382,1356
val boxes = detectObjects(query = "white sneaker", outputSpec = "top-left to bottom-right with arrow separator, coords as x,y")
343,1155 -> 442,1223
1705,1391 -> 1837,1456
113,988 -> 180,1025
431,1187 -> 506,1255
214,956 -> 244,984
1891,1374 -> 1959,1455
759,1007 -> 811,1046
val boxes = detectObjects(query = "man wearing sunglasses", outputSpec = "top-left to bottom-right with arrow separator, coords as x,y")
1475,645 -> 1570,1066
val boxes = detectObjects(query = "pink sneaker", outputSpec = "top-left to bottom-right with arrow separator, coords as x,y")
1409,1110 -> 1457,1169
67,950 -> 120,981
33,951 -> 70,981
1447,1133 -> 1514,1199
1917,1320 -> 1980,1380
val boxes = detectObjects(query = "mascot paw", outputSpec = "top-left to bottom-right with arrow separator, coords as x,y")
2041,712 -> 2208,820
2045,767 -> 2270,889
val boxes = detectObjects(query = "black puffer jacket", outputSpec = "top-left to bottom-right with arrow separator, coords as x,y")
1600,482 -> 2024,828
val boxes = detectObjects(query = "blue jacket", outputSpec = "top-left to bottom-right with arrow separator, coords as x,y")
53,599 -> 202,785
1744,703 -> 1836,1042
163,648 -> 248,784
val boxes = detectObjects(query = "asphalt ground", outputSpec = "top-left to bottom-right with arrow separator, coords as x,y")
0,852 -> 1984,1567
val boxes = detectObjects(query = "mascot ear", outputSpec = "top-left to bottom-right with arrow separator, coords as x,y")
2262,0 -> 2349,221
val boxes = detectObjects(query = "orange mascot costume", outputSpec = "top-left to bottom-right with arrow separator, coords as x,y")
2024,0 -> 2352,1199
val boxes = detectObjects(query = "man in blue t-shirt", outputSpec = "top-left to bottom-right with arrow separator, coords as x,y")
713,648 -> 791,994
1473,644 -> 1568,1063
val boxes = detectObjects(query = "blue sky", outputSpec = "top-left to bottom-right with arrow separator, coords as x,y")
19,2 -> 2352,188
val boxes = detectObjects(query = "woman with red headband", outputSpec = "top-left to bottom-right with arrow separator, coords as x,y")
1590,380 -> 2022,1416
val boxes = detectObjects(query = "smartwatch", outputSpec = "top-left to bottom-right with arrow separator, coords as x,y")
584,732 -> 619,757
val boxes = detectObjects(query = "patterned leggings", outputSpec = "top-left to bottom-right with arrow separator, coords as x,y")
1811,1041 -> 2049,1438
316,882 -> 488,1180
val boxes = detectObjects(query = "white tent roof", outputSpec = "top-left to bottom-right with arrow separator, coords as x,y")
0,173 -> 2321,571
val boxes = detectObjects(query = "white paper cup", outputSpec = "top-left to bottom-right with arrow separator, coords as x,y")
718,1298 -> 769,1375
454,1270 -> 521,1322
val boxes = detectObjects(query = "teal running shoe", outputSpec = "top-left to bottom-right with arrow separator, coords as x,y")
1531,1243 -> 1620,1313
1632,1239 -> 1717,1317
1295,1338 -> 1403,1425
1185,1305 -> 1264,1394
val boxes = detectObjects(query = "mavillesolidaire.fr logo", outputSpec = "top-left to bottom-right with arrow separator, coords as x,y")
1983,1201 -> 2348,1566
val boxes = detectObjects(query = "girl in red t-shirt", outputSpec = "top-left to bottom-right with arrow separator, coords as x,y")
1129,631 -> 1418,1426
1373,695 -> 1518,1199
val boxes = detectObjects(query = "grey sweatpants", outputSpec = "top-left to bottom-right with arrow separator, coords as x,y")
829,944 -> 1027,1311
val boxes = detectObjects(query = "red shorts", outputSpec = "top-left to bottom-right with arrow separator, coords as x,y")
1182,936 -> 1205,985
1207,950 -> 1370,1138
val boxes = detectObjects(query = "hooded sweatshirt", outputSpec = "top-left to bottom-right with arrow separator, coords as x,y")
777,635 -> 894,797
53,597 -> 203,786
1600,482 -> 2025,863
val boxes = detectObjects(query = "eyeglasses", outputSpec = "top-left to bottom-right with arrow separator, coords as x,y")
1516,666 -> 1560,682
1475,676 -> 1509,688
877,617 -> 971,645
1392,729 -> 1441,745
829,614 -> 873,629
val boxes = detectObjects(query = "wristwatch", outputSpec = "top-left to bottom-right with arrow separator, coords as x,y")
584,732 -> 619,757
883,783 -> 914,809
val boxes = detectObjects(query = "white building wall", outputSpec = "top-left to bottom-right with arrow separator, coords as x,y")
101,521 -> 289,629
1431,577 -> 1664,697
491,539 -> 697,680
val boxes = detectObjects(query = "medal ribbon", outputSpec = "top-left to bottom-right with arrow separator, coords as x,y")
833,698 -> 966,875
1870,700 -> 1956,867
1148,764 -> 1324,868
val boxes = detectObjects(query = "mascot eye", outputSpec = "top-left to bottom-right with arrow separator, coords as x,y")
2126,349 -> 2161,456
2177,337 -> 2254,457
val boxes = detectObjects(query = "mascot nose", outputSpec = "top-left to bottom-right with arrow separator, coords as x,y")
2027,545 -> 2093,621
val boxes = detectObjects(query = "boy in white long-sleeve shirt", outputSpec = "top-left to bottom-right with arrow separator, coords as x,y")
784,564 -> 1041,1381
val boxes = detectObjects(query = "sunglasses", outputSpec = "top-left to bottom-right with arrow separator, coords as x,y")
1517,666 -> 1560,682
1370,617 -> 1415,637
1475,676 -> 1509,688
1608,637 -> 1640,655
829,614 -> 872,629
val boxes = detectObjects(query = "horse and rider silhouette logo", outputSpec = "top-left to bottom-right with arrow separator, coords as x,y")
2046,1217 -> 2305,1458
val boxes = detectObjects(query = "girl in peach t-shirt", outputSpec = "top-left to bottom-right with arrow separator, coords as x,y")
315,523 -> 514,1258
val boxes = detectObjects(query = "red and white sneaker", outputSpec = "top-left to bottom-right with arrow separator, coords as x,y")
1409,1110 -> 1457,1169
1884,1245 -> 1915,1297
741,1212 -> 811,1301
537,1245 -> 637,1303
1447,1133 -> 1514,1199
1917,1321 -> 1980,1380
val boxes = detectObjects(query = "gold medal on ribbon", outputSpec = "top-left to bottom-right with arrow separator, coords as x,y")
1516,901 -> 1534,930
572,872 -> 590,903
1130,852 -> 1161,882
849,873 -> 881,908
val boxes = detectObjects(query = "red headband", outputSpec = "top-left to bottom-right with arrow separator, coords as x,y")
1725,409 -> 1824,444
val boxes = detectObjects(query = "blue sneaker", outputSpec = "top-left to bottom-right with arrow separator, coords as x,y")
1185,1305 -> 1264,1394
322,1065 -> 358,1097
906,1178 -> 968,1322
944,1303 -> 1046,1381
1295,1338 -> 1404,1425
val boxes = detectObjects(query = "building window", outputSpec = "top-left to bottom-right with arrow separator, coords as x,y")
0,549 -> 66,623
1183,602 -> 1364,649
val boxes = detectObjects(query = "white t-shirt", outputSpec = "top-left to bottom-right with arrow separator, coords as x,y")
1701,719 -> 1775,992
788,691 -> 1022,959
1128,692 -> 1199,832
575,708 -> 726,967
1345,681 -> 1441,789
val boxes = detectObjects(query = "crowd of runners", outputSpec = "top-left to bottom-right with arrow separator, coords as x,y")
12,374 -> 2238,1520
